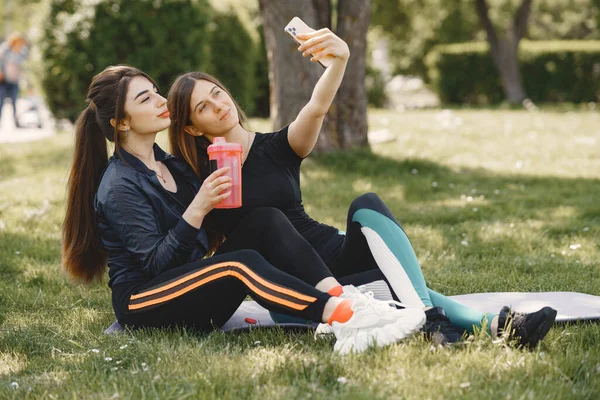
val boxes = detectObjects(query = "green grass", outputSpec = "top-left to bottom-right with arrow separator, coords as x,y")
1,108 -> 599,399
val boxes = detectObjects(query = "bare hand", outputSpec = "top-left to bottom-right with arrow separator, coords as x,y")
191,167 -> 232,216
296,29 -> 350,63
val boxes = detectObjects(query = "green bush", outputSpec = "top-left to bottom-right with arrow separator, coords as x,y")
426,41 -> 600,104
205,11 -> 257,117
41,0 -> 211,122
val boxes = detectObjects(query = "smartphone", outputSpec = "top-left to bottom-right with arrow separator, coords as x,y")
284,17 -> 335,68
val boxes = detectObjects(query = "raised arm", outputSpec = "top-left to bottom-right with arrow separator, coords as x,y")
288,29 -> 350,158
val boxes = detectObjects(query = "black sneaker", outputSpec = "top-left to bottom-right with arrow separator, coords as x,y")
423,307 -> 465,345
498,306 -> 557,349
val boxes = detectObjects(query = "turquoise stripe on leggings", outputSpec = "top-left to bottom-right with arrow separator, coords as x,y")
352,208 -> 497,334
352,209 -> 433,307
428,289 -> 496,334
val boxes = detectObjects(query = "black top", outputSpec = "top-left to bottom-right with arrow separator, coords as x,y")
95,144 -> 209,288
204,125 -> 338,253
169,164 -> 196,208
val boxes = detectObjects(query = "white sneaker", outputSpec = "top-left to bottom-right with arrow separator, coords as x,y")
356,280 -> 394,302
330,289 -> 426,355
313,283 -> 404,340
314,285 -> 375,339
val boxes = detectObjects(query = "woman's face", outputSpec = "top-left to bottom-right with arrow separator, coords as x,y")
186,79 -> 238,138
123,76 -> 171,135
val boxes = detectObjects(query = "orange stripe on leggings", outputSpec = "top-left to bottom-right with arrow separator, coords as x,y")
128,269 -> 310,311
130,261 -> 316,303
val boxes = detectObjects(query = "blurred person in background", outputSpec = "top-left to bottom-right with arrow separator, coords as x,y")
0,33 -> 29,128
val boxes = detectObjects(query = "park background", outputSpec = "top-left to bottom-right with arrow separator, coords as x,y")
0,0 -> 599,398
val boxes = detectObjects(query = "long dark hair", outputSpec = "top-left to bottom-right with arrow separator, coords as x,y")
167,72 -> 250,254
62,65 -> 157,283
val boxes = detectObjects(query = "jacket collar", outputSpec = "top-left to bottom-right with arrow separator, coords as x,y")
112,143 -> 200,191
116,143 -> 173,173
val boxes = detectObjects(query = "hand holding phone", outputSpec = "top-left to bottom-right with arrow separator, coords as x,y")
284,17 -> 337,68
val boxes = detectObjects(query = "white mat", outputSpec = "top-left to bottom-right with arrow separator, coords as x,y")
105,291 -> 600,334
450,292 -> 600,322
222,292 -> 600,330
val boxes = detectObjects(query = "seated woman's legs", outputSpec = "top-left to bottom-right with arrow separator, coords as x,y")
330,193 -> 495,333
328,193 -> 557,346
116,249 -> 331,331
115,249 -> 426,354
215,207 -> 340,293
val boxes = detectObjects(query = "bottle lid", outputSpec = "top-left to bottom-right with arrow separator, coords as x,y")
207,136 -> 242,154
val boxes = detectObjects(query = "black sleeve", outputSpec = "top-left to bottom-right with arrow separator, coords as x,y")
102,183 -> 201,277
261,124 -> 304,168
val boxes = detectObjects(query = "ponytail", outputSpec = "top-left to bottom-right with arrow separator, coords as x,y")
61,106 -> 108,283
61,65 -> 157,283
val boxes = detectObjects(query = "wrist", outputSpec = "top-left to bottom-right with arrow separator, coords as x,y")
183,207 -> 207,229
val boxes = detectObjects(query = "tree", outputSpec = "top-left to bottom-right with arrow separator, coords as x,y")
371,0 -> 479,78
258,0 -> 371,152
371,0 -> 599,86
475,0 -> 533,104
41,0 -> 211,122
206,11 -> 257,116
0,0 -> 44,37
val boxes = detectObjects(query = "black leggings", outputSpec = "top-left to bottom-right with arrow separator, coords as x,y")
113,208 -> 335,332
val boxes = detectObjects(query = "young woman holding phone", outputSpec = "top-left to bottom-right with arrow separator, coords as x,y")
167,28 -> 556,348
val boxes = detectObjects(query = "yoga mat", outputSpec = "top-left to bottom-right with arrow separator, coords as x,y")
104,291 -> 600,335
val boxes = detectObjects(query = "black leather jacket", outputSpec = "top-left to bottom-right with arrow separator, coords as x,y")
95,144 -> 208,288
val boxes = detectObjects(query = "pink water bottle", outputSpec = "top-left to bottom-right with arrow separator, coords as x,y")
207,137 -> 243,208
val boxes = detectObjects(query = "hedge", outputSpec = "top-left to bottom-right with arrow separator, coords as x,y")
41,0 -> 212,122
41,0 -> 271,121
425,41 -> 600,104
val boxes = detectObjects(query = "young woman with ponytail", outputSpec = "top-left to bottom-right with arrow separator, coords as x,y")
167,30 -> 557,348
61,65 -> 427,355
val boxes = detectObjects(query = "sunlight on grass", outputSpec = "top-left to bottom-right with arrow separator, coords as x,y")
1,109 -> 599,398
547,205 -> 579,219
0,353 -> 27,376
369,109 -> 600,179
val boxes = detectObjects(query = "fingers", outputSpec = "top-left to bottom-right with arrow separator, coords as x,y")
210,175 -> 232,187
301,41 -> 329,58
297,34 -> 329,52
206,167 -> 230,181
200,170 -> 232,193
211,181 -> 232,195
217,191 -> 231,201
296,28 -> 330,41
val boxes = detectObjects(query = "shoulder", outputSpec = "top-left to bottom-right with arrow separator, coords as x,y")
96,159 -> 144,205
253,124 -> 291,150
253,124 -> 302,165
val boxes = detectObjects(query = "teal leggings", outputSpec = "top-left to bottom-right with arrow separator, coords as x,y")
330,193 -> 496,334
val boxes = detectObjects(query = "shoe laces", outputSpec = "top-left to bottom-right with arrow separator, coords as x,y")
352,290 -> 412,315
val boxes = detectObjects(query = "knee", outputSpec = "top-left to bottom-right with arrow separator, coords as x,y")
349,192 -> 384,215
230,249 -> 264,265
244,207 -> 289,231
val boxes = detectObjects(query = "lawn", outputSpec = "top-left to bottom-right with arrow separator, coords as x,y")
1,108 -> 599,399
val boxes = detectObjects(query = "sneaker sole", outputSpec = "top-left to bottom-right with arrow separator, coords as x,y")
525,307 -> 557,349
334,308 -> 426,355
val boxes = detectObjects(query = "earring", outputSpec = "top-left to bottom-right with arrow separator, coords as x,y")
125,128 -> 129,136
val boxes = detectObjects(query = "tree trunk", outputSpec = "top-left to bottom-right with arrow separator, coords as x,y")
259,0 -> 370,152
258,0 -> 324,132
475,0 -> 532,104
334,0 -> 371,149
494,35 -> 526,103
